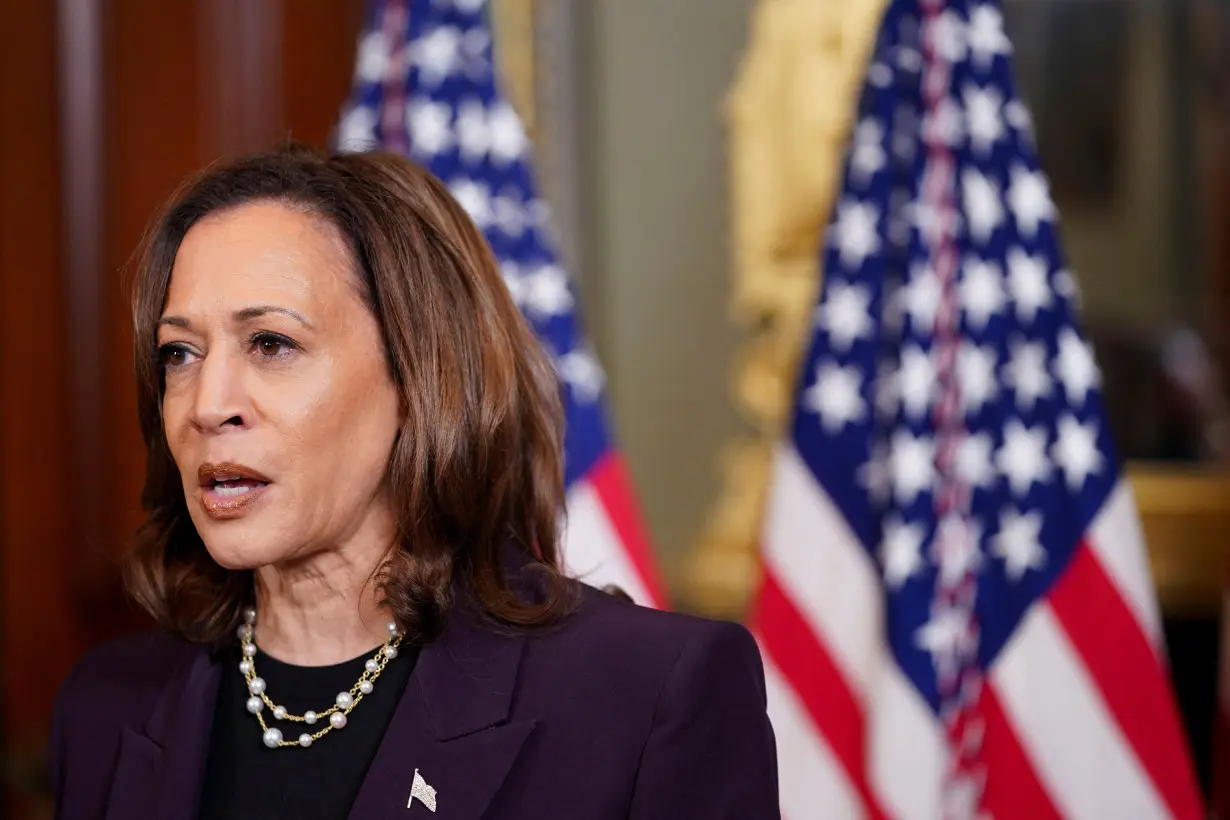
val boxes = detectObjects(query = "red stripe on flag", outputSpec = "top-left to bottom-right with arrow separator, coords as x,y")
588,452 -> 669,608
977,683 -> 1064,819
752,569 -> 890,820
1048,542 -> 1205,820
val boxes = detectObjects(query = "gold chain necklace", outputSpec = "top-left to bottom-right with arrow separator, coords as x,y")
236,608 -> 404,749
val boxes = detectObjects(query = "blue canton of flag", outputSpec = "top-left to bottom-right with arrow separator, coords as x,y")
333,0 -> 665,607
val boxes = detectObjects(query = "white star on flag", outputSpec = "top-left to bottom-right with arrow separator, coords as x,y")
557,348 -> 605,404
356,30 -> 391,83
408,100 -> 454,158
996,419 -> 1051,497
891,430 -> 936,506
1004,99 -> 1034,142
411,25 -> 463,86
898,344 -> 936,420
1004,340 -> 1053,411
455,98 -> 490,160
881,515 -> 928,589
850,119 -> 888,184
962,168 -> 1004,245
804,362 -> 868,432
487,101 -> 529,164
935,512 -> 983,586
1007,164 -> 1056,239
858,439 -> 893,508
520,264 -> 573,319
449,178 -> 492,227
830,199 -> 882,270
916,603 -> 973,672
337,105 -> 378,152
958,342 -> 999,413
967,3 -> 1013,71
924,96 -> 965,148
928,10 -> 967,64
963,84 -> 1006,156
1055,327 -> 1100,405
491,194 -> 528,238
1053,414 -> 1103,490
991,507 -> 1046,582
955,433 -> 996,489
815,281 -> 874,352
960,256 -> 1007,331
1007,247 -> 1052,324
904,262 -> 942,334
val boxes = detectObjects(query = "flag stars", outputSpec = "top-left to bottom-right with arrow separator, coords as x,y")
963,168 -> 1004,245
850,119 -> 887,184
935,513 -> 983,586
991,507 -> 1046,582
1055,328 -> 1100,406
898,344 -> 936,420
558,348 -> 605,404
1053,414 -> 1103,490
880,516 -> 927,589
803,362 -> 867,433
916,603 -> 974,671
488,101 -> 528,164
411,25 -> 464,87
963,84 -> 1006,156
449,178 -> 492,227
815,281 -> 874,352
1007,164 -> 1056,239
997,419 -> 1051,497
967,3 -> 1013,71
890,430 -> 936,506
960,256 -> 1007,332
520,264 -> 574,319
958,343 -> 999,414
1007,247 -> 1052,324
830,199 -> 882,270
408,100 -> 454,158
1004,340 -> 1053,411
455,98 -> 490,160
955,433 -> 996,490
904,263 -> 942,334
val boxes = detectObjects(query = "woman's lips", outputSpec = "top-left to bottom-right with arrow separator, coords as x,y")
200,480 -> 271,519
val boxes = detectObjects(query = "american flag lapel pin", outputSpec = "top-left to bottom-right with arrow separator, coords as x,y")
407,768 -> 437,812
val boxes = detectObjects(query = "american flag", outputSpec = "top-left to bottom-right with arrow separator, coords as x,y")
750,0 -> 1204,817
333,0 -> 666,607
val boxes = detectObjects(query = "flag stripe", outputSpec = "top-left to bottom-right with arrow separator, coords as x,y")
977,684 -> 1063,820
762,653 -> 868,820
1086,481 -> 1164,646
1048,542 -> 1204,820
560,479 -> 655,606
762,445 -> 883,696
755,573 -> 889,820
867,660 -> 946,820
992,599 -> 1171,819
586,453 -> 668,606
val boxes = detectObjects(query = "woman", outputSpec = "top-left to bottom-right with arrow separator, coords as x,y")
49,143 -> 780,819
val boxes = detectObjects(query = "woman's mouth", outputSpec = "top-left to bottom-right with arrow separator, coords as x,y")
198,464 -> 273,519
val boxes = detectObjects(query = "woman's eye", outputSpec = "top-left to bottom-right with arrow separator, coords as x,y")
157,343 -> 196,369
251,333 -> 297,359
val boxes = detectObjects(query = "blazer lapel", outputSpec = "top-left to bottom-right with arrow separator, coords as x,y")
349,604 -> 536,820
104,643 -> 220,820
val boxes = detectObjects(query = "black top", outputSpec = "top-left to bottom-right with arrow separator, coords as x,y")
199,639 -> 418,820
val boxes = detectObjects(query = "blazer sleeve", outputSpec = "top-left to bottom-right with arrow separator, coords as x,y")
628,619 -> 781,819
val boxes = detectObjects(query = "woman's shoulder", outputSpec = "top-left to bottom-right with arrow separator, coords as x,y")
525,581 -> 765,695
53,630 -> 202,730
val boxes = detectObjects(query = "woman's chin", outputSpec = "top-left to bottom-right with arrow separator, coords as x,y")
202,537 -> 294,571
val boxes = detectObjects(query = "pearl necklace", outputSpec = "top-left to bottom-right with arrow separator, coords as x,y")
236,607 -> 404,749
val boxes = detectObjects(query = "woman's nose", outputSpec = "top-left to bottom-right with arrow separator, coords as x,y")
191,350 -> 249,432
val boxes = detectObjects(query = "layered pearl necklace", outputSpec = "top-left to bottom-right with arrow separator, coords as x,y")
236,608 -> 404,749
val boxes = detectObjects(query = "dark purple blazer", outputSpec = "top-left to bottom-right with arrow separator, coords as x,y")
49,582 -> 781,819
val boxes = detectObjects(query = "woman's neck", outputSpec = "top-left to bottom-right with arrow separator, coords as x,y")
251,546 -> 393,667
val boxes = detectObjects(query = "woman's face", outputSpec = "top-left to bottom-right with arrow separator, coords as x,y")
157,201 -> 402,571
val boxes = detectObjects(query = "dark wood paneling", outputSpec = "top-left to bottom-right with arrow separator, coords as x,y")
2,2 -> 363,814
0,1 -> 77,813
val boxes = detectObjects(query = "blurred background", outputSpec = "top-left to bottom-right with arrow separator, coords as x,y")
4,0 -> 1230,816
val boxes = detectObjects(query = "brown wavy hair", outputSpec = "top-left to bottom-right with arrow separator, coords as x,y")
123,142 -> 577,645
